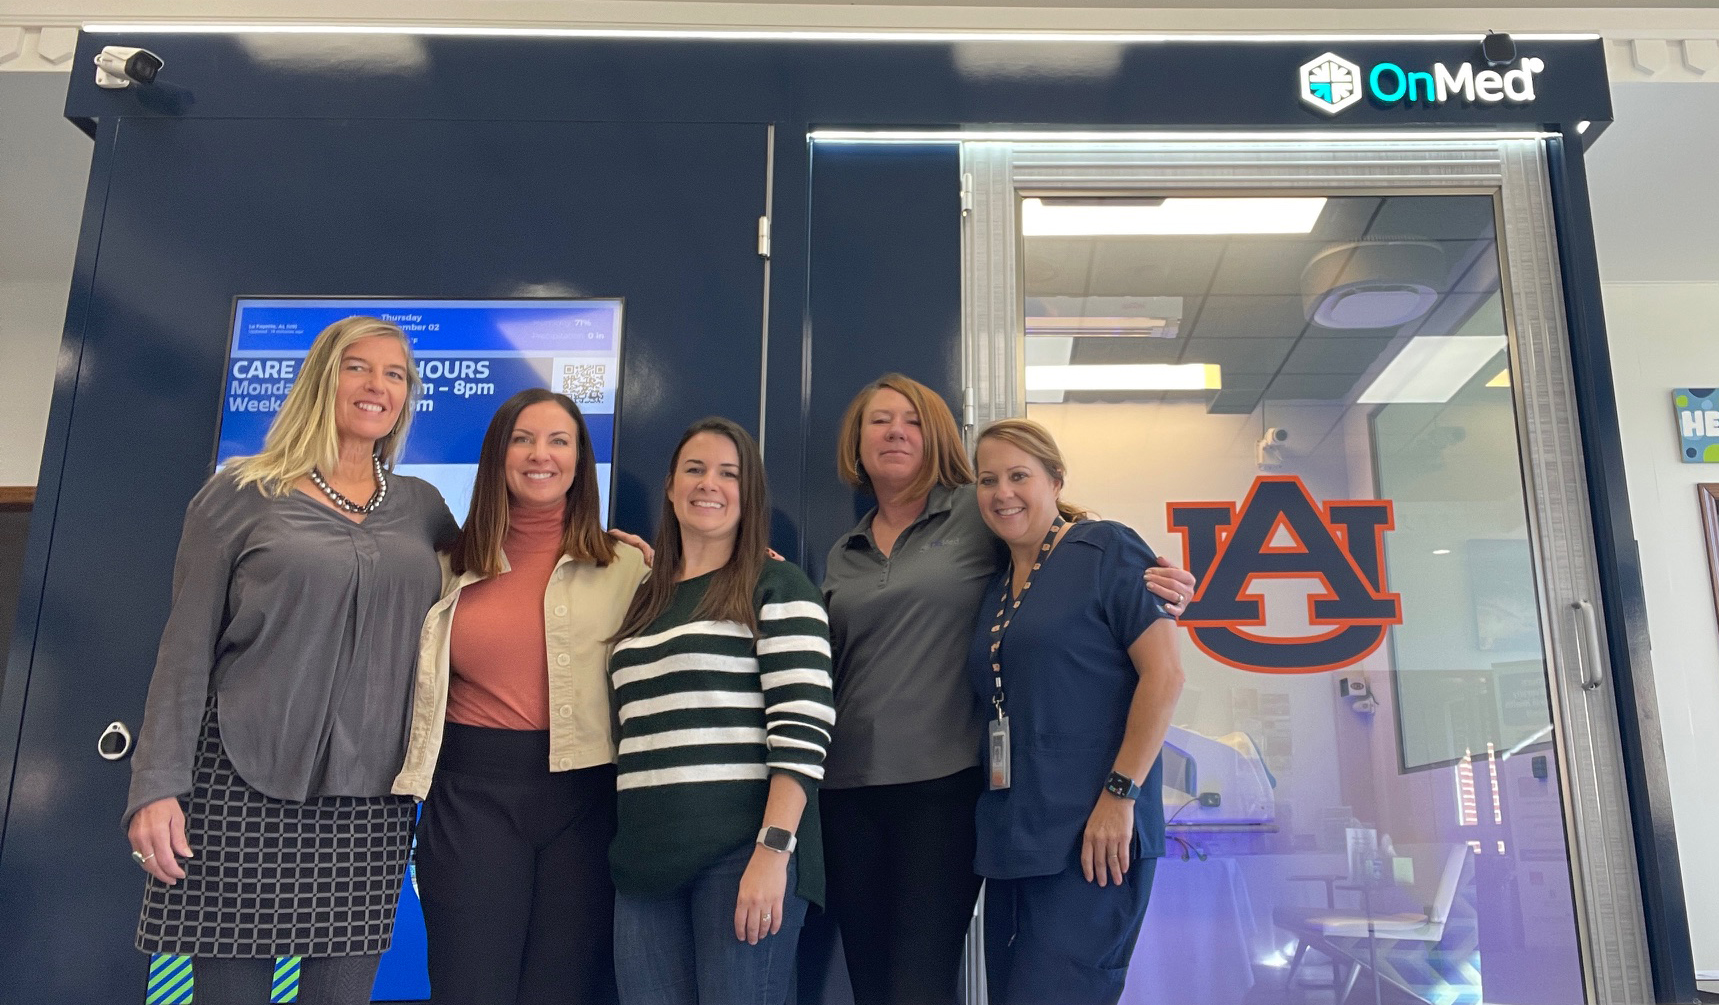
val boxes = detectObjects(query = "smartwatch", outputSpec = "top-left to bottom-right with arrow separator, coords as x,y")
1104,771 -> 1142,801
757,825 -> 797,854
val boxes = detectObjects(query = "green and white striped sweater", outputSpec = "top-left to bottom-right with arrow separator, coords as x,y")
607,559 -> 835,904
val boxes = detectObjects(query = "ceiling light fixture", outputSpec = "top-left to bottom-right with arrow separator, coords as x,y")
1026,316 -> 1180,337
1022,197 -> 1326,236
82,24 -> 1600,43
1358,336 -> 1505,404
810,129 -> 1560,144
1026,363 -> 1221,391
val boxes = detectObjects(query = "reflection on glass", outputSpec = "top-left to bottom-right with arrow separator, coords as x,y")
1022,194 -> 1583,1005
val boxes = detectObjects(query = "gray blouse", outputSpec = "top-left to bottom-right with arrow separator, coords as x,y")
124,469 -> 457,825
821,483 -> 1006,789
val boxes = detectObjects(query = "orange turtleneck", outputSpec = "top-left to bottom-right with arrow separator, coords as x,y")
445,500 -> 566,730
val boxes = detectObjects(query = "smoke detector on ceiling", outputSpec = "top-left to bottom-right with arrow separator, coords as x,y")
1301,240 -> 1445,329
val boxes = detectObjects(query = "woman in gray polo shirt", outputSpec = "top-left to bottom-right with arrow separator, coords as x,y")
124,317 -> 458,1005
819,374 -> 1196,1005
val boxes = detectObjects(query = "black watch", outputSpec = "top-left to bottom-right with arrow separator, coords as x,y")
1104,771 -> 1141,801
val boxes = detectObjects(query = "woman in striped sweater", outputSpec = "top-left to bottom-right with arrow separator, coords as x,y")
607,416 -> 836,1005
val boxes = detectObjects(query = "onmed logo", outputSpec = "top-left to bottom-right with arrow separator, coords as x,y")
1169,477 -> 1402,673
1300,52 -> 1363,114
1299,51 -> 1545,115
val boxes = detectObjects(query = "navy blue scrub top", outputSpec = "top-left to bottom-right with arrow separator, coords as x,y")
965,519 -> 1171,880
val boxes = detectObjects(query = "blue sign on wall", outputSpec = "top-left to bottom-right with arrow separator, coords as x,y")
221,298 -> 625,520
1674,388 -> 1719,463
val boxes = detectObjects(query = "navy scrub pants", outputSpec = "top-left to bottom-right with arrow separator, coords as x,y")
982,857 -> 1158,1005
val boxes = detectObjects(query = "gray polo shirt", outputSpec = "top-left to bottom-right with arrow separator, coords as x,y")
125,469 -> 457,825
822,483 -> 1006,789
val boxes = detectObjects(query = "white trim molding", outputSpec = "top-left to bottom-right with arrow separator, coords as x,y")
0,25 -> 79,71
1608,36 -> 1719,81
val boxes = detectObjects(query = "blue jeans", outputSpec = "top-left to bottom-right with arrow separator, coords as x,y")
614,843 -> 809,1005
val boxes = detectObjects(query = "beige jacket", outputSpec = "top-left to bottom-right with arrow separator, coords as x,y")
392,543 -> 647,800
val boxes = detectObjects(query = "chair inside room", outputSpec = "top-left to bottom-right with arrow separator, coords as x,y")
1273,843 -> 1471,1004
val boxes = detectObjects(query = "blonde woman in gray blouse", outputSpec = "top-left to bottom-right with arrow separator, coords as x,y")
124,317 -> 458,1005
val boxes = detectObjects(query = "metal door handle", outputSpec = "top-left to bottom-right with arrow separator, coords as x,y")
97,721 -> 133,761
1571,600 -> 1604,691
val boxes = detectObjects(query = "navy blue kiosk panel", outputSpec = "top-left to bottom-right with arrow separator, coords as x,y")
802,142 -> 964,581
0,115 -> 765,1003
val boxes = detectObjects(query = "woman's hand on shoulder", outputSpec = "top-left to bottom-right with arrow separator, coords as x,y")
734,846 -> 790,945
1145,557 -> 1197,617
607,528 -> 654,567
127,797 -> 192,885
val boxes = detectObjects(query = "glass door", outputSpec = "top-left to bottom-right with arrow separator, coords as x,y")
963,137 -> 1651,1005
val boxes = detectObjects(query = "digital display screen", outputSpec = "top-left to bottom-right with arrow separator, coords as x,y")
213,297 -> 625,1002
221,297 -> 625,524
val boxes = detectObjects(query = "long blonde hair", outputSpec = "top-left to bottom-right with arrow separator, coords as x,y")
227,316 -> 421,495
974,418 -> 1091,523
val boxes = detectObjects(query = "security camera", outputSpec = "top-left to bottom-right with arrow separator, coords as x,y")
1481,32 -> 1516,67
1257,427 -> 1290,471
94,46 -> 164,89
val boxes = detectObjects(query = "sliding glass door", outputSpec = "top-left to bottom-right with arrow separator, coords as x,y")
963,137 -> 1651,1005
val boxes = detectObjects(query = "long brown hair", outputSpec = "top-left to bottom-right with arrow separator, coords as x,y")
612,417 -> 771,641
835,373 -> 973,498
975,418 -> 1091,523
448,387 -> 617,576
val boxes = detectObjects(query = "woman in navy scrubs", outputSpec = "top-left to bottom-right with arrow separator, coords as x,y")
965,418 -> 1185,1005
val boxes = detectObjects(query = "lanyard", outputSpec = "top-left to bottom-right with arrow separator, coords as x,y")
986,517 -> 1065,721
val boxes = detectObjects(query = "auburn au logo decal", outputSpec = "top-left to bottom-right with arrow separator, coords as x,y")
1168,476 -> 1402,674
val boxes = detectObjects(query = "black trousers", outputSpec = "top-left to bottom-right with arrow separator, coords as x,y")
190,954 -> 381,1005
415,723 -> 619,1005
820,767 -> 984,1005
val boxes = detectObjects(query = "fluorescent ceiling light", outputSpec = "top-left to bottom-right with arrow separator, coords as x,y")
1026,316 -> 1179,337
811,129 -> 1559,144
1026,363 -> 1220,391
1486,369 -> 1511,387
1358,336 -> 1505,404
1022,197 -> 1324,236
1576,120 -> 1591,134
1026,295 -> 1182,337
82,24 -> 1599,42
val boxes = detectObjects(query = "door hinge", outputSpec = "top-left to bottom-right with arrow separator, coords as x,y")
961,173 -> 974,217
962,386 -> 976,430
757,215 -> 771,259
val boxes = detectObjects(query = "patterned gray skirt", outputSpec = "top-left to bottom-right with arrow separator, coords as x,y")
135,708 -> 414,959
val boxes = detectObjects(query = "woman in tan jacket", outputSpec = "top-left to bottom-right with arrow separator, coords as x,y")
394,387 -> 645,1005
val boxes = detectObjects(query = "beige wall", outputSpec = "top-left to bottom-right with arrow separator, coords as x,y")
0,71 -> 88,487
1599,281 -> 1719,972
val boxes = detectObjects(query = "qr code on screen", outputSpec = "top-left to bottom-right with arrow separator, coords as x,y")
561,364 -> 606,405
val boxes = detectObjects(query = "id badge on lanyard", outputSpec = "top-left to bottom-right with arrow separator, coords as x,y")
988,716 -> 1012,790
985,517 -> 1062,792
